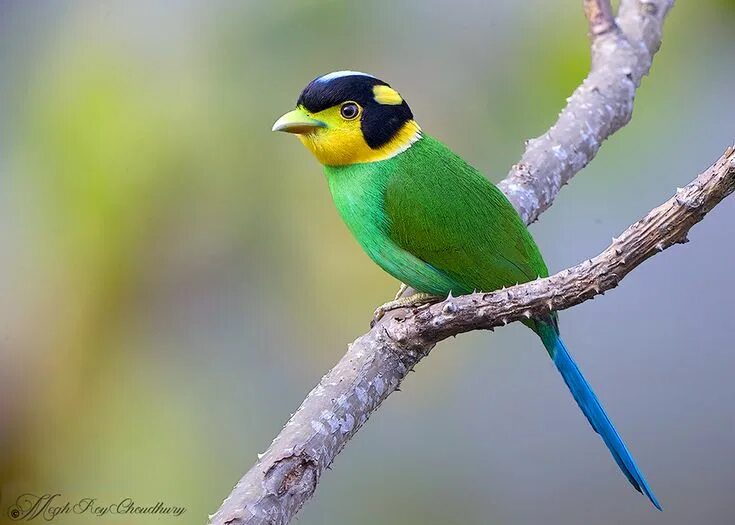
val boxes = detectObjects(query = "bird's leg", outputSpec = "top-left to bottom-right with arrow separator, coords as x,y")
393,282 -> 409,300
372,292 -> 441,326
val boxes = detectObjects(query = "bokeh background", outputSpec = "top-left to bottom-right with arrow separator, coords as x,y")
1,1 -> 734,524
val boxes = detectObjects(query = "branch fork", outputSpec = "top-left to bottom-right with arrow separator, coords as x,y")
207,2 -> 707,524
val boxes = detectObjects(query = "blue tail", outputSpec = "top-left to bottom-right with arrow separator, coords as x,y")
537,322 -> 661,510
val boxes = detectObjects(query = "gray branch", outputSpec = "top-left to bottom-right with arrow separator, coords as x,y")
209,2 -> 679,524
209,143 -> 735,525
498,0 -> 674,223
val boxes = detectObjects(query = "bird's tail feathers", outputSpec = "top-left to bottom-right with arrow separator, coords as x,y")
536,321 -> 661,511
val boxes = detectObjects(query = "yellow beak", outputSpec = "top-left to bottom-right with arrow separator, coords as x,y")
272,108 -> 326,134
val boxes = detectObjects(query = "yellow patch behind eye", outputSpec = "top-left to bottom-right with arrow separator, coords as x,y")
373,85 -> 403,105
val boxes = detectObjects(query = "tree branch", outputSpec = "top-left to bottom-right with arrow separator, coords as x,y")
498,0 -> 674,224
209,2 -> 679,524
211,145 -> 735,525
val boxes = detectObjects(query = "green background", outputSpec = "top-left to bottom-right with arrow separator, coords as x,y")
1,1 -> 734,524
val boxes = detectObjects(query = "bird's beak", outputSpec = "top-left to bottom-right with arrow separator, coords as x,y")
272,108 -> 326,134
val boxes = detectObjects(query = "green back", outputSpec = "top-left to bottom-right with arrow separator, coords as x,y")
325,135 -> 548,297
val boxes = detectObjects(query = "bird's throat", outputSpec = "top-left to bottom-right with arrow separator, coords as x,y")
300,120 -> 422,166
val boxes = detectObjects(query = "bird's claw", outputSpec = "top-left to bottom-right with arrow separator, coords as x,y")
370,292 -> 440,328
371,305 -> 391,328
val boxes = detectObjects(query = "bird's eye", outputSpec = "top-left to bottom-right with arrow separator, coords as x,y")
340,102 -> 360,120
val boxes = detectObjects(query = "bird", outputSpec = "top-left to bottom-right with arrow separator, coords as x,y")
272,70 -> 660,510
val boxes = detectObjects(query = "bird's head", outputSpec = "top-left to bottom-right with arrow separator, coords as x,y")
272,71 -> 421,166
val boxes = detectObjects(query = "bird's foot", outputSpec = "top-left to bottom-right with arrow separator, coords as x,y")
371,292 -> 441,327
393,282 -> 409,300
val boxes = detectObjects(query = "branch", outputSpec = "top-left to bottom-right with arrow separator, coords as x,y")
498,0 -> 674,223
209,2 -> 677,524
211,145 -> 735,525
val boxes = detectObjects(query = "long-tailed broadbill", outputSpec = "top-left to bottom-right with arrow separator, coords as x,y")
272,71 -> 660,509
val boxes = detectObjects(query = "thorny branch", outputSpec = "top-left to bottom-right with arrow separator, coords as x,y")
209,2 -> 683,524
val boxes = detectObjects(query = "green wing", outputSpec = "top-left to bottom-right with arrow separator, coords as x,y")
384,135 -> 548,295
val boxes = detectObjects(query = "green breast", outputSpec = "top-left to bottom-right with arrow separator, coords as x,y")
324,148 -> 459,295
325,159 -> 393,265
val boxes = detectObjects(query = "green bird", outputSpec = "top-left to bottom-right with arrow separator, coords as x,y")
273,71 -> 660,509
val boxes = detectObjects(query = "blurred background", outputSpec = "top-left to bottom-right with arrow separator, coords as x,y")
1,1 -> 734,524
